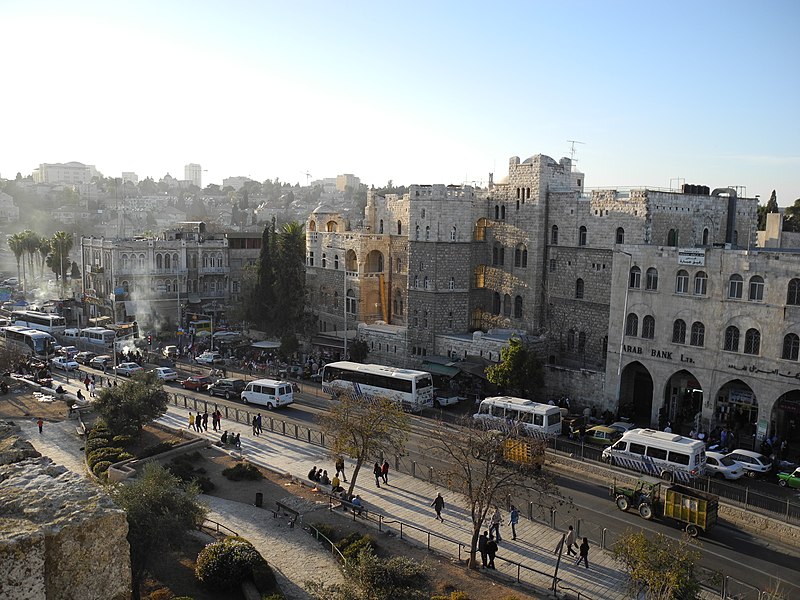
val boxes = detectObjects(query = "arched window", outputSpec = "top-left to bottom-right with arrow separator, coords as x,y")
514,295 -> 523,318
645,267 -> 659,291
492,245 -> 498,266
326,221 -> 338,232
690,322 -> 705,347
397,220 -> 402,235
165,279 -> 172,292
346,290 -> 357,315
494,205 -> 500,219
749,276 -> 764,301
675,270 -> 689,294
514,244 -> 528,267
578,226 -> 587,246
724,326 -> 740,352
503,294 -> 511,317
642,315 -> 655,339
425,226 -> 430,240
616,227 -> 625,244
493,292 -> 501,314
423,276 -> 429,289
516,199 -> 520,211
309,220 -> 316,231
667,229 -> 678,246
379,219 -> 384,234
694,271 -> 708,295
334,255 -> 339,270
787,279 -> 800,305
733,230 -> 739,245
450,226 -> 457,241
744,328 -> 761,355
333,291 -> 339,309
567,329 -> 575,350
121,254 -> 129,270
578,331 -> 586,352
702,227 -> 710,245
448,277 -> 455,290
629,266 -> 641,289
728,274 -> 743,299
413,275 -> 418,288
415,225 -> 420,240
501,205 -> 506,220
156,254 -> 163,269
164,254 -> 171,269
625,313 -> 639,336
575,278 -> 584,299
551,225 -> 559,245
499,247 -> 505,266
139,253 -> 145,268
672,319 -> 686,344
782,333 -> 800,361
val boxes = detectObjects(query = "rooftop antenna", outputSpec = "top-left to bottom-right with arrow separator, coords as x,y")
302,171 -> 312,186
567,140 -> 585,165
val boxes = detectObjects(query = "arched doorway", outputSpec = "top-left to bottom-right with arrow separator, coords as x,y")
771,391 -> 800,450
662,370 -> 703,434
715,380 -> 758,451
618,361 -> 653,426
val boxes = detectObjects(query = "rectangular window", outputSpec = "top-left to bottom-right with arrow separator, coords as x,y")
668,451 -> 690,465
646,447 -> 668,461
629,443 -> 646,455
549,259 -> 556,273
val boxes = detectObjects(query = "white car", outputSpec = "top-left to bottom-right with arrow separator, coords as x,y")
196,352 -> 224,365
725,450 -> 773,478
705,451 -> 745,480
151,367 -> 179,381
2,277 -> 18,286
608,421 -> 636,435
115,362 -> 144,377
51,356 -> 79,371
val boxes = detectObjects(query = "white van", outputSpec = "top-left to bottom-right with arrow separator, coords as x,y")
473,396 -> 563,437
62,328 -> 81,340
602,428 -> 707,482
241,378 -> 294,409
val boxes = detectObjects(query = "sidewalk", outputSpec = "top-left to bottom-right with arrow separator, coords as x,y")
158,403 -> 632,600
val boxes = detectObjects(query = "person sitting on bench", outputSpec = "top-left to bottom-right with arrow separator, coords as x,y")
350,495 -> 364,515
319,470 -> 331,486
221,430 -> 228,445
308,466 -> 318,482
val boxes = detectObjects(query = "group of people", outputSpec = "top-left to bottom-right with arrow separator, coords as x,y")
556,525 -> 591,569
251,413 -> 263,436
220,430 -> 240,447
188,411 -> 208,432
372,460 -> 390,487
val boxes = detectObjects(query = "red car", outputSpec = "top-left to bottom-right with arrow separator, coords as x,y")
181,376 -> 213,391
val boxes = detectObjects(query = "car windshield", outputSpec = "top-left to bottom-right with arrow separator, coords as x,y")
719,456 -> 737,467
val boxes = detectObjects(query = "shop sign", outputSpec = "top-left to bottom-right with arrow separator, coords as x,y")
678,248 -> 705,266
622,344 -> 694,363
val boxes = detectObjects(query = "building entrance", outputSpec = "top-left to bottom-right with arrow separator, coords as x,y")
618,361 -> 653,426
662,370 -> 703,435
772,391 -> 800,460
714,379 -> 758,451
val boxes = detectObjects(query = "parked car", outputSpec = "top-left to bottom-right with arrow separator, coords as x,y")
58,346 -> 79,359
151,367 -> 179,382
208,378 -> 246,399
196,352 -> 224,365
2,277 -> 19,286
74,351 -> 97,366
584,425 -> 622,446
115,362 -> 144,377
725,450 -> 773,478
777,467 -> 800,489
181,375 -> 213,391
162,345 -> 179,359
608,421 -> 636,435
705,451 -> 745,480
51,356 -> 79,371
89,355 -> 111,370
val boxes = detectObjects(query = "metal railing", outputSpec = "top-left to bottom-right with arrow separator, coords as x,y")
306,523 -> 346,565
199,517 -> 238,537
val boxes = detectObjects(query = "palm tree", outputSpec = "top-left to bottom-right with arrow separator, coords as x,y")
20,230 -> 40,285
7,233 -> 25,290
38,238 -> 51,280
50,231 -> 73,297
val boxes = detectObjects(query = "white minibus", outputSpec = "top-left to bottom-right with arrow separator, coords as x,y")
473,396 -> 562,437
602,428 -> 706,482
241,378 -> 294,409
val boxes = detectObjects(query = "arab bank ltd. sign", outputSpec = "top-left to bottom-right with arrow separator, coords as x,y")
678,248 -> 705,267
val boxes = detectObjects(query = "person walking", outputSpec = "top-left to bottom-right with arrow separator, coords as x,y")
188,412 -> 195,431
489,507 -> 503,542
335,456 -> 347,482
234,432 -> 241,448
373,462 -> 382,488
83,375 -> 90,391
486,536 -> 498,569
37,417 -> 43,434
202,410 -> 208,431
575,537 -> 589,569
381,459 -> 390,485
562,525 -> 577,556
256,412 -> 263,435
195,413 -> 202,432
509,505 -> 520,540
252,415 -> 258,436
431,492 -> 445,522
89,381 -> 96,398
478,531 -> 489,568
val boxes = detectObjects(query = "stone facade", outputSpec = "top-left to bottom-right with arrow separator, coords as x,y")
0,423 -> 131,600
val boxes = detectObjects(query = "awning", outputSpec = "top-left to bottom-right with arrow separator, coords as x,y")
251,340 -> 281,349
421,362 -> 461,378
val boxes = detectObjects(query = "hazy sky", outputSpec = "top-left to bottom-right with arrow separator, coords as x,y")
2,1 -> 798,204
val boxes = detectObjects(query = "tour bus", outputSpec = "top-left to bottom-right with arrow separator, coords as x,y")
240,378 -> 294,409
601,428 -> 707,482
473,396 -> 563,437
0,325 -> 56,359
79,327 -> 116,348
320,361 -> 434,413
11,310 -> 67,336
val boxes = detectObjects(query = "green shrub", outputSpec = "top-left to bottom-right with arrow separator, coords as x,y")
310,523 -> 336,541
222,462 -> 263,481
138,441 -> 176,458
87,447 -> 124,469
112,434 -> 133,446
117,452 -> 134,461
88,426 -> 111,440
335,532 -> 362,552
85,437 -> 111,454
341,535 -> 375,562
195,536 -> 268,591
92,460 -> 112,478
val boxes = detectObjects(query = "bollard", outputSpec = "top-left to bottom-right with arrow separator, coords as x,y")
255,492 -> 263,507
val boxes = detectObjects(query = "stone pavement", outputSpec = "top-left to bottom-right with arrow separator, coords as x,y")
157,402 -> 632,600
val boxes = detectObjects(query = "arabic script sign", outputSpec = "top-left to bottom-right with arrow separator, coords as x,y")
678,248 -> 705,266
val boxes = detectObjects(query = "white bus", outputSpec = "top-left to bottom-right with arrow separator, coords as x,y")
473,396 -> 563,437
321,361 -> 434,413
79,327 -> 116,348
11,310 -> 67,336
0,325 -> 57,359
241,378 -> 294,409
601,428 -> 707,483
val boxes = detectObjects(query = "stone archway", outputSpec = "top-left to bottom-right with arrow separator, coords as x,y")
714,379 -> 758,451
662,369 -> 703,435
618,361 -> 654,426
771,391 -> 800,448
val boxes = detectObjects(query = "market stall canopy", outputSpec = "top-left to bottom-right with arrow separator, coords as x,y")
251,340 -> 281,349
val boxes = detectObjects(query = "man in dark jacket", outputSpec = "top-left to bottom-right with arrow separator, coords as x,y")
478,531 -> 489,568
486,536 -> 498,569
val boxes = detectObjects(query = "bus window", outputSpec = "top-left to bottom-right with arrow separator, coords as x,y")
669,451 -> 690,465
547,412 -> 561,426
533,414 -> 544,427
612,440 -> 627,451
646,447 -> 668,461
519,411 -> 533,424
629,443 -> 646,455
